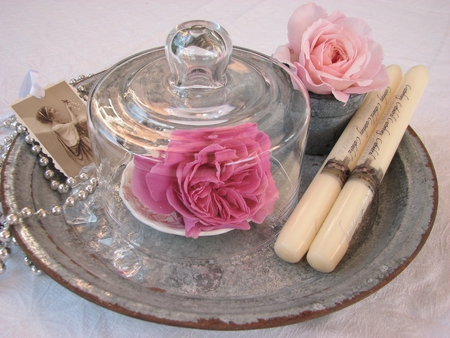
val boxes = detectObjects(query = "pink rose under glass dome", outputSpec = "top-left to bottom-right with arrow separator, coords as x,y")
87,21 -> 310,238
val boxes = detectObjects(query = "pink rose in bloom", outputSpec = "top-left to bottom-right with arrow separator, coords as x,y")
131,123 -> 279,238
273,2 -> 389,103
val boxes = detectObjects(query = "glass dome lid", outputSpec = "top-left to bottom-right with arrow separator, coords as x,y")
87,20 -> 310,238
88,20 -> 309,156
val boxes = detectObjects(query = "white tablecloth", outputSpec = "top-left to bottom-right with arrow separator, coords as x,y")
1,1 -> 449,337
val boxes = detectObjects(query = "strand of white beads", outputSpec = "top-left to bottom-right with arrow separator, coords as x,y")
0,117 -> 98,275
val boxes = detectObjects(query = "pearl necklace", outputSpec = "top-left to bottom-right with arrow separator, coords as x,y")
0,75 -> 98,275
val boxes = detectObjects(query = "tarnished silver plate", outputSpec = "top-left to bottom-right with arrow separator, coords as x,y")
1,126 -> 438,330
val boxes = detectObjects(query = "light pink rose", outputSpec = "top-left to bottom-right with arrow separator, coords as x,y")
131,123 -> 279,238
273,2 -> 389,103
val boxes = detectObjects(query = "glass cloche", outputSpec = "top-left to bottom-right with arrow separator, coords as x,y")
87,20 -> 310,239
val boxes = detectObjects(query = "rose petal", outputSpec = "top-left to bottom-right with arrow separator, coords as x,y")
272,44 -> 292,64
295,61 -> 334,94
331,89 -> 351,104
132,156 -> 175,214
147,163 -> 177,199
287,2 -> 329,55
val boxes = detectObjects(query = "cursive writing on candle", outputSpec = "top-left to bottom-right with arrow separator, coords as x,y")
377,85 -> 391,103
347,137 -> 361,160
356,102 -> 380,137
357,119 -> 371,138
395,84 -> 411,101
390,102 -> 402,121
376,101 -> 402,138
377,119 -> 391,137
356,85 -> 391,138
368,137 -> 382,160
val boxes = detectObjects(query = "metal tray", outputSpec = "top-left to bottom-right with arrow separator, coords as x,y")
1,126 -> 438,330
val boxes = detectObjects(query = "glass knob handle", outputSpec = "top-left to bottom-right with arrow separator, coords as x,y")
165,20 -> 233,89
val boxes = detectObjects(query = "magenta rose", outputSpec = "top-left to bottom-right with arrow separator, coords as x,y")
273,2 -> 389,103
131,123 -> 279,238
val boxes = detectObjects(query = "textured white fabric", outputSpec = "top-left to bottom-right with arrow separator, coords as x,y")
1,1 -> 449,337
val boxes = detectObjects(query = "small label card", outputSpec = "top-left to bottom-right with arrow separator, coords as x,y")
11,80 -> 94,177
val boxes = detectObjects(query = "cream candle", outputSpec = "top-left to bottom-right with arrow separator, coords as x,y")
274,65 -> 402,263
307,65 -> 429,273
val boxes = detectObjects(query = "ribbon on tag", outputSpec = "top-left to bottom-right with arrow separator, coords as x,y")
18,70 -> 45,99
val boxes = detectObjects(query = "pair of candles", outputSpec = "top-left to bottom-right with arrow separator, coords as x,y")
275,65 -> 429,272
